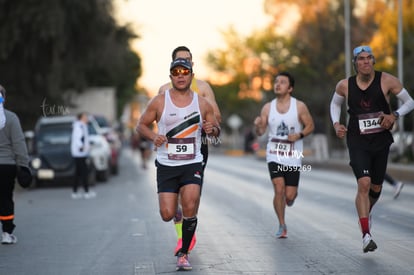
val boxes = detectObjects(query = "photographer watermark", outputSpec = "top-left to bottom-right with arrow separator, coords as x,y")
202,135 -> 222,146
274,164 -> 312,172
268,140 -> 304,161
268,140 -> 312,172
40,98 -> 70,117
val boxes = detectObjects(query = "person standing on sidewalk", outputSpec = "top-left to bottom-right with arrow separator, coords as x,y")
330,45 -> 414,253
137,58 -> 220,271
254,72 -> 314,239
0,85 -> 31,244
159,46 -> 222,256
71,112 -> 95,199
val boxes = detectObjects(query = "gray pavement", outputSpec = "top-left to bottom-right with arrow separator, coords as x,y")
3,148 -> 413,274
247,146 -> 414,183
304,153 -> 414,183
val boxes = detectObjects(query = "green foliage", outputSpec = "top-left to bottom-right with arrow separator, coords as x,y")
211,82 -> 261,132
0,0 -> 141,129
206,0 -> 414,139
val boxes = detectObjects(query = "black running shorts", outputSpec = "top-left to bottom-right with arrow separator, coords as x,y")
348,145 -> 389,185
267,162 -> 300,187
155,160 -> 203,193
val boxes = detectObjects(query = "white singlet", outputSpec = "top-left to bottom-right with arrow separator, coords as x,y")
156,90 -> 203,166
266,97 -> 304,167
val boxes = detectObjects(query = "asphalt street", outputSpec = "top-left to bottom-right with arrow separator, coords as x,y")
1,148 -> 413,275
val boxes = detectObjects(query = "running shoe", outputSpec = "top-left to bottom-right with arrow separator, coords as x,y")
1,232 -> 17,244
276,224 -> 287,238
174,238 -> 183,256
176,252 -> 192,271
393,181 -> 404,199
286,198 -> 295,207
174,234 -> 197,256
362,233 -> 377,253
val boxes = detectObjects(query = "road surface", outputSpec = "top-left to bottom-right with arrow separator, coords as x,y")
1,148 -> 413,274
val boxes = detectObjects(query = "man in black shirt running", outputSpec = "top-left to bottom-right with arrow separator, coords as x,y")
330,45 -> 414,253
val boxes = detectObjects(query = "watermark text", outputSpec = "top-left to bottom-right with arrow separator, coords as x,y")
40,98 -> 70,117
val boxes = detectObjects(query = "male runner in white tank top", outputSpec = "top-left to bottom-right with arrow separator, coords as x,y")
254,72 -> 314,239
159,46 -> 222,255
137,58 -> 220,271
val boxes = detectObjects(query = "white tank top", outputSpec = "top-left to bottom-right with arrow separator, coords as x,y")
157,90 -> 203,166
266,97 -> 303,166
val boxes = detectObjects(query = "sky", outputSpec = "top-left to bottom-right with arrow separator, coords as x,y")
114,0 -> 272,93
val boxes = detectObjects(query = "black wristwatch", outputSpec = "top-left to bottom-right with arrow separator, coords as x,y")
392,111 -> 400,119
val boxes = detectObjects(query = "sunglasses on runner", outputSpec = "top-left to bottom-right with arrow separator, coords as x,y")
353,45 -> 373,57
170,68 -> 191,76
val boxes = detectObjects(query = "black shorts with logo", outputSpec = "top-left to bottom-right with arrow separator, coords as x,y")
347,131 -> 392,185
267,162 -> 300,187
155,160 -> 203,193
348,144 -> 389,185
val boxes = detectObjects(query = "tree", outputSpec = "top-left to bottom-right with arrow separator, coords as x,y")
0,0 -> 141,129
207,0 -> 413,129
207,1 -> 352,131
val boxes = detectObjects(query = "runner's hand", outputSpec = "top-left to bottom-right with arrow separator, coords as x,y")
379,114 -> 395,130
334,123 -> 347,139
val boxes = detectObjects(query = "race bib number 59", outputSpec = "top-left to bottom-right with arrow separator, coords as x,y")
167,137 -> 195,160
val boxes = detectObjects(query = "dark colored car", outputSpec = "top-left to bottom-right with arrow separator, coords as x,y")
27,115 -> 110,186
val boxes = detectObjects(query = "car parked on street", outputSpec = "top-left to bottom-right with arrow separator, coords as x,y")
27,115 -> 111,186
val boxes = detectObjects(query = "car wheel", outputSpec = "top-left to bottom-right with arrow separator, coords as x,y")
97,168 -> 109,182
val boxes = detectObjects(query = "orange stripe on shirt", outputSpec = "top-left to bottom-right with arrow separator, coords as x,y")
176,124 -> 199,138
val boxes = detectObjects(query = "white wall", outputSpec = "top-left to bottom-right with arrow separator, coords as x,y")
68,87 -> 116,123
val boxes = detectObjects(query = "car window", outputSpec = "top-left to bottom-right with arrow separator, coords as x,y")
94,116 -> 110,128
87,121 -> 98,135
37,124 -> 72,146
